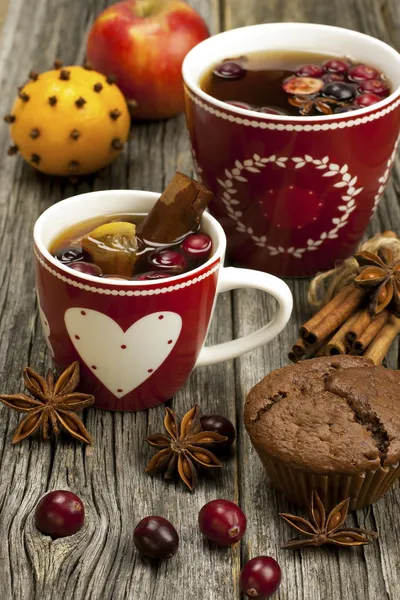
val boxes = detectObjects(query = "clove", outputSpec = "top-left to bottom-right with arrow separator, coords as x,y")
29,71 -> 39,81
70,129 -> 80,140
18,91 -> 30,102
53,59 -> 63,69
4,114 -> 15,124
109,109 -> 121,120
30,128 -> 40,139
75,97 -> 87,108
59,69 -> 71,81
106,74 -> 116,85
93,82 -> 103,93
48,95 -> 57,106
111,137 -> 123,150
7,145 -> 18,156
31,153 -> 41,164
68,160 -> 80,172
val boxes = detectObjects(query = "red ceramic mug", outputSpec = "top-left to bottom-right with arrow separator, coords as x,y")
33,190 -> 292,411
182,23 -> 400,277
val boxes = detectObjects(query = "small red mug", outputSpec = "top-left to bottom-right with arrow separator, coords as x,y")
182,23 -> 400,277
33,190 -> 292,411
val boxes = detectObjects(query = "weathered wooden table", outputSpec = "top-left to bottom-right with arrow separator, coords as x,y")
1,1 -> 400,598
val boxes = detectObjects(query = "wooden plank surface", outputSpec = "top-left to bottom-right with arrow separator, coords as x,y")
0,0 -> 399,599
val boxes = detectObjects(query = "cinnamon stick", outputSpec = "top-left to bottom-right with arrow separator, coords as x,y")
301,286 -> 366,346
363,316 -> 400,364
136,172 -> 213,245
326,311 -> 363,356
300,284 -> 354,345
345,309 -> 373,346
352,310 -> 389,354
291,338 -> 307,359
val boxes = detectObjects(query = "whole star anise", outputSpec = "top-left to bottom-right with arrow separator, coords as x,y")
0,362 -> 94,444
145,404 -> 227,491
354,247 -> 400,316
288,95 -> 341,115
280,490 -> 378,549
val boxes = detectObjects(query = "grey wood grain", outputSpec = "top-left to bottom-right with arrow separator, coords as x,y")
1,0 -> 400,599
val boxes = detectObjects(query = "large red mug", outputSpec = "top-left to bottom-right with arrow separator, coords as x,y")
182,23 -> 400,277
33,190 -> 292,411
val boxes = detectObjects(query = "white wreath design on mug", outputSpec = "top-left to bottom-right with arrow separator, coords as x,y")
215,154 -> 365,259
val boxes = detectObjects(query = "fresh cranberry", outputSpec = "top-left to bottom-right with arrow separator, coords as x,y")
282,76 -> 323,95
226,101 -> 254,110
148,250 -> 187,273
296,64 -> 323,77
35,490 -> 85,538
133,271 -> 173,281
349,64 -> 381,81
213,61 -> 246,80
358,78 -> 390,96
323,58 -> 349,74
181,233 -> 212,260
240,557 -> 282,598
323,82 -> 356,101
134,516 -> 179,560
322,73 -> 345,83
200,415 -> 236,451
198,499 -> 246,546
68,261 -> 102,277
354,92 -> 381,107
55,247 -> 86,264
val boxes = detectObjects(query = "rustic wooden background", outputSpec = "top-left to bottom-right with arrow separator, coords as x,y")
0,0 -> 400,598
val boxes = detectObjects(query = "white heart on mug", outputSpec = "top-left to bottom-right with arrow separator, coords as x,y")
64,308 -> 182,398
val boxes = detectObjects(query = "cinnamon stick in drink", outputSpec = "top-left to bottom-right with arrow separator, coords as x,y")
300,286 -> 365,346
364,316 -> 400,364
137,172 -> 213,245
352,310 -> 389,354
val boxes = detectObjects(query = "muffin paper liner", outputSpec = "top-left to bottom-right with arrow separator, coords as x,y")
259,453 -> 400,510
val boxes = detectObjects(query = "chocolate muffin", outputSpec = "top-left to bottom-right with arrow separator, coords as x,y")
244,355 -> 400,510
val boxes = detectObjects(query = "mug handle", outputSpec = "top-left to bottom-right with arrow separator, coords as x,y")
195,266 -> 293,367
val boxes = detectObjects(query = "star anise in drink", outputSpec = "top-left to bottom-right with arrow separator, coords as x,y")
145,404 -> 227,491
288,95 -> 341,115
280,490 -> 378,549
354,247 -> 400,316
0,362 -> 94,444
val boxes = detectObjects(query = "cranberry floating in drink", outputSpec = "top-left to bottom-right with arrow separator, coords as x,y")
201,50 -> 391,116
50,173 -> 214,281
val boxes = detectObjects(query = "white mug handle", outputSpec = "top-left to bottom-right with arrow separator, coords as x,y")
196,266 -> 293,367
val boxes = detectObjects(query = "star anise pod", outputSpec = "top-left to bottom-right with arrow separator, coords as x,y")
0,362 -> 94,444
280,490 -> 378,549
145,404 -> 227,491
354,247 -> 400,316
288,95 -> 341,115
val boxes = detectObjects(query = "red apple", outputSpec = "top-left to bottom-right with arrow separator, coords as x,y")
86,0 -> 209,120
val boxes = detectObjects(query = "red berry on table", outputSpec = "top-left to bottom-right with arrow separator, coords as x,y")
181,233 -> 212,260
354,92 -> 381,107
213,61 -> 246,80
35,490 -> 85,538
149,249 -> 187,272
133,516 -> 179,560
239,556 -> 282,598
322,58 -> 349,74
68,261 -> 102,277
358,79 -> 390,96
198,499 -> 246,546
282,76 -> 323,95
349,64 -> 381,81
200,415 -> 236,450
296,64 -> 323,78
